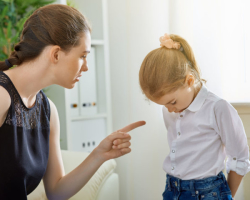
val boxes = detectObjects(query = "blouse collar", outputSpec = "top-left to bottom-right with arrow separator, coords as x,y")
186,83 -> 209,112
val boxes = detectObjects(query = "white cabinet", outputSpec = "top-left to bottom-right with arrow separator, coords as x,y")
70,119 -> 106,152
79,47 -> 98,116
45,0 -> 112,152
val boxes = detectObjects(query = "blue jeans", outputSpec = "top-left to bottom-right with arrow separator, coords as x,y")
162,172 -> 233,200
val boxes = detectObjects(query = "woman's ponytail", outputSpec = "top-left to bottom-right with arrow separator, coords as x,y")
0,42 -> 26,71
0,59 -> 12,71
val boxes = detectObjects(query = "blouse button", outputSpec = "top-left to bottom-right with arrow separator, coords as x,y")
178,132 -> 181,136
172,167 -> 175,170
233,157 -> 236,160
180,115 -> 183,117
172,150 -> 175,153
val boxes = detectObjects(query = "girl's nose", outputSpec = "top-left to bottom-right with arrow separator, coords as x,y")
165,105 -> 175,113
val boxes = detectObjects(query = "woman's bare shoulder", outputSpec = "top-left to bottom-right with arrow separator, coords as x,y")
0,86 -> 11,126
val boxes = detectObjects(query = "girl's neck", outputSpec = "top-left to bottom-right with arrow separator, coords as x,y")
193,81 -> 202,100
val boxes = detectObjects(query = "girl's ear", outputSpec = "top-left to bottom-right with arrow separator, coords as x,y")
50,45 -> 61,64
185,74 -> 195,87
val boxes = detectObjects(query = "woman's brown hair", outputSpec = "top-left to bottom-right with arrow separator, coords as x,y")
139,34 -> 206,100
0,4 -> 91,71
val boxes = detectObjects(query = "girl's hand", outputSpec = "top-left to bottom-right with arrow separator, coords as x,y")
93,121 -> 146,162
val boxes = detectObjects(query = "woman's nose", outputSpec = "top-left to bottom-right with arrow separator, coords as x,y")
82,64 -> 88,72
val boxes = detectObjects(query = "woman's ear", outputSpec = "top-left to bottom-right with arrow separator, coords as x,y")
50,45 -> 61,64
185,74 -> 195,87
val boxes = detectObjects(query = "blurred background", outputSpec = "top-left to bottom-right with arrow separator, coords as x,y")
1,0 -> 250,199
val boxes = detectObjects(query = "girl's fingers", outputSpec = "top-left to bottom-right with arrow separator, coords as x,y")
113,141 -> 131,149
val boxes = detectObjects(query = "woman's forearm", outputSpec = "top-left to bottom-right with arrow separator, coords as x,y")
47,149 -> 105,200
227,170 -> 243,198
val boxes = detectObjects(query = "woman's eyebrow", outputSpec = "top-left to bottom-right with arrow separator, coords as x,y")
83,50 -> 90,53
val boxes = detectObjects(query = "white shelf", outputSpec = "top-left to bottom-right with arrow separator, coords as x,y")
71,113 -> 107,121
45,0 -> 113,152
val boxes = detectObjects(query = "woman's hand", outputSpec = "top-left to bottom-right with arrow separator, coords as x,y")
93,121 -> 146,162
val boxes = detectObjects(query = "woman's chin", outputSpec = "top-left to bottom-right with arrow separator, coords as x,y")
59,82 -> 76,89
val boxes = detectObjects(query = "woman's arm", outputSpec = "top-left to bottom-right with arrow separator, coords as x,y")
227,171 -> 243,198
43,99 -> 145,200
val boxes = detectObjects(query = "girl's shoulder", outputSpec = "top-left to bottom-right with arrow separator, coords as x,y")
205,90 -> 235,112
205,90 -> 235,111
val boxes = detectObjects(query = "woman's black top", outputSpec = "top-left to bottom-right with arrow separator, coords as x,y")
0,71 -> 50,199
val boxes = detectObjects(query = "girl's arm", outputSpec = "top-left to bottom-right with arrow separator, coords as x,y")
227,171 -> 243,198
43,99 -> 145,200
213,99 -> 250,198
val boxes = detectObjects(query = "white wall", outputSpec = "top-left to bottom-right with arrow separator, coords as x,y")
108,1 -> 249,200
169,0 -> 223,98
167,0 -> 247,199
107,1 -> 170,200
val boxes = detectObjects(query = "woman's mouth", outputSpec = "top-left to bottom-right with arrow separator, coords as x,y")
75,74 -> 82,81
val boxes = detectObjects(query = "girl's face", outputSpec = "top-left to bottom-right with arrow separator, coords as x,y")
152,76 -> 196,113
54,31 -> 91,89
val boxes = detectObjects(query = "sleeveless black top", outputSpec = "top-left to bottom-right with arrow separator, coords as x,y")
0,71 -> 50,199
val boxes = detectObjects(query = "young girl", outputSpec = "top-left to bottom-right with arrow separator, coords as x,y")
0,4 -> 145,199
139,33 -> 250,200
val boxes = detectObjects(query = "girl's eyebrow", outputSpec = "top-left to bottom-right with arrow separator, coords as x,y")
166,98 -> 175,104
83,50 -> 90,53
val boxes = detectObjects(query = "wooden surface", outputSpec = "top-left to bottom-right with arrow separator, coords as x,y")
234,105 -> 250,200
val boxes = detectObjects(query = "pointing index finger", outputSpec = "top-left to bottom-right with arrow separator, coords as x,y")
118,121 -> 146,133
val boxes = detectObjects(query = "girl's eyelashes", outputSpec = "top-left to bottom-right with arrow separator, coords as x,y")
171,101 -> 176,105
81,55 -> 87,59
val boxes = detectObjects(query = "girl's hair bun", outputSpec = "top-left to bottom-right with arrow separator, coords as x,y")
159,33 -> 182,51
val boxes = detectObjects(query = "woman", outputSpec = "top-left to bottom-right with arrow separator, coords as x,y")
0,4 -> 145,199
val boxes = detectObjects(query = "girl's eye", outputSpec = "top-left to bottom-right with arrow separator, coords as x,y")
81,55 -> 87,59
171,101 -> 176,105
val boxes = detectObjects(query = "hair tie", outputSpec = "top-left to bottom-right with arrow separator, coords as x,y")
5,59 -> 13,68
159,33 -> 182,51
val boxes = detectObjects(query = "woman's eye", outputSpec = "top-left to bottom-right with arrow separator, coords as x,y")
171,101 -> 176,105
81,55 -> 87,59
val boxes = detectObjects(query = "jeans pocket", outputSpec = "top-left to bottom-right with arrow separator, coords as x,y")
220,192 -> 233,200
200,191 -> 219,200
162,189 -> 173,200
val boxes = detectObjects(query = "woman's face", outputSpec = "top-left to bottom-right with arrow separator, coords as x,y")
55,31 -> 91,89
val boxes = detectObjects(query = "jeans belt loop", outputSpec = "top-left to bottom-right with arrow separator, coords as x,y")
221,172 -> 227,187
177,179 -> 181,192
167,176 -> 171,191
190,180 -> 196,196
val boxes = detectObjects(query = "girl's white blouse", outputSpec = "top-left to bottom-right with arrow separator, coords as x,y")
162,84 -> 250,180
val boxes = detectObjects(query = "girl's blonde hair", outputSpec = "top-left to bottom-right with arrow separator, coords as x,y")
139,34 -> 206,100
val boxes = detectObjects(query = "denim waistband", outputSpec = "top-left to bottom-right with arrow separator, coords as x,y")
166,171 -> 227,192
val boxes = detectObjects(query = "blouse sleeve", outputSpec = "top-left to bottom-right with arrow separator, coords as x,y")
213,99 -> 250,176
